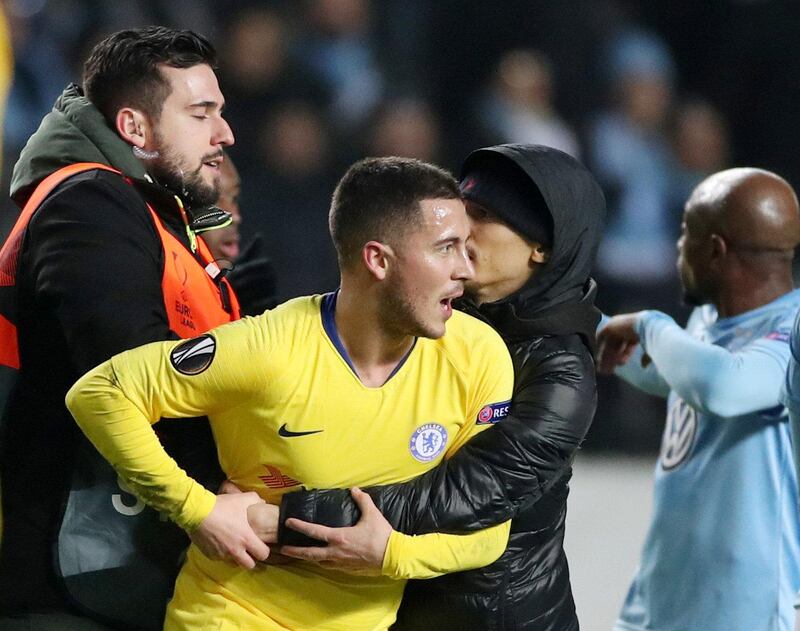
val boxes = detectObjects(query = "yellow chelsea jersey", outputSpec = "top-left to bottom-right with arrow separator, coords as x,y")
67,293 -> 514,630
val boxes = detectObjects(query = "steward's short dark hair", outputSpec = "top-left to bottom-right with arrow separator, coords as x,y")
83,26 -> 217,125
329,157 -> 460,268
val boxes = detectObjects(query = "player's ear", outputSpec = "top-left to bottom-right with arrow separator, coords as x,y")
709,233 -> 727,262
362,241 -> 392,281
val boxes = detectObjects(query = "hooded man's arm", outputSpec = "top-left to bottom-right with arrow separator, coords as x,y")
279,347 -> 596,540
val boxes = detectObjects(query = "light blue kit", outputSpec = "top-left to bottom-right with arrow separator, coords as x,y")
610,289 -> 800,631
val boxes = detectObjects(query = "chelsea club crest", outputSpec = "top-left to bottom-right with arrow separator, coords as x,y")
409,423 -> 448,462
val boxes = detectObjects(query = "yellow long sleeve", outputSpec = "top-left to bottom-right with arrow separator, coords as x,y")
65,357 -> 217,531
381,519 -> 511,580
66,318 -> 271,531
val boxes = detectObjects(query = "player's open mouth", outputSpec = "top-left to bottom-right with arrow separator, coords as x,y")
440,291 -> 462,317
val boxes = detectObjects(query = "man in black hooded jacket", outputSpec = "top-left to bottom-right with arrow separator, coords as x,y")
271,144 -> 605,630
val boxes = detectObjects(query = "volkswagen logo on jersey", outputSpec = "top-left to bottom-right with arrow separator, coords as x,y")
170,334 -> 216,375
660,397 -> 697,470
409,423 -> 448,462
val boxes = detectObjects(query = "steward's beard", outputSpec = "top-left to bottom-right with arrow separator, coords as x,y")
147,132 -> 221,208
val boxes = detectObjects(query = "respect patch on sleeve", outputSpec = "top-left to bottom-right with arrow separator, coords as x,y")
765,329 -> 791,343
476,400 -> 511,425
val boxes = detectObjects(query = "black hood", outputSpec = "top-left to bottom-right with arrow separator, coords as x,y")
460,144 -> 606,352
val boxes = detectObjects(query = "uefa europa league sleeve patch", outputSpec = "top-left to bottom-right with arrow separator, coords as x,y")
170,334 -> 216,375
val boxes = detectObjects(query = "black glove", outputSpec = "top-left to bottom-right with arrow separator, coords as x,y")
226,234 -> 278,316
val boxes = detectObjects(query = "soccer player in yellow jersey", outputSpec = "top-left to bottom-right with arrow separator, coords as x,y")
66,157 -> 514,631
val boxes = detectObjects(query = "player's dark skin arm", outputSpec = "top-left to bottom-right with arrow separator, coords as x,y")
279,348 -> 596,543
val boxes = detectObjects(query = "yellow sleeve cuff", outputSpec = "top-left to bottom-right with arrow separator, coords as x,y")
382,530 -> 409,579
177,484 -> 218,532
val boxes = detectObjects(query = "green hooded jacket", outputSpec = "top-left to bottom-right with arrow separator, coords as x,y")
10,83 -> 147,207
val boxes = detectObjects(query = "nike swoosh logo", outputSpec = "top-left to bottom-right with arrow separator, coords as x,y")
278,423 -> 324,438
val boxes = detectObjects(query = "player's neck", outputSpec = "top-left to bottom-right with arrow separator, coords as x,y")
715,273 -> 793,318
334,285 -> 415,388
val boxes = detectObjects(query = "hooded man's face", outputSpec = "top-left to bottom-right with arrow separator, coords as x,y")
464,200 -> 547,305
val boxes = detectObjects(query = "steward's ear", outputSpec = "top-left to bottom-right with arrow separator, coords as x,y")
530,242 -> 550,265
362,241 -> 393,281
116,107 -> 151,148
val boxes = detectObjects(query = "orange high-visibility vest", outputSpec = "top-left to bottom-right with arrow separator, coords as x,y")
0,163 -> 240,628
150,193 -> 241,335
0,162 -> 240,371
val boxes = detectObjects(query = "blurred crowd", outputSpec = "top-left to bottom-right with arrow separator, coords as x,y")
3,0 -> 800,451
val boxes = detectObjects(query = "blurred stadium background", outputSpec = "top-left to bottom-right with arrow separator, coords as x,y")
3,1 -> 800,627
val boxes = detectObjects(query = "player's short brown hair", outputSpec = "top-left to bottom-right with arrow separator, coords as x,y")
329,157 -> 460,268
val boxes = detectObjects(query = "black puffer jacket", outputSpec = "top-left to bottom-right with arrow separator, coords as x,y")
279,144 -> 605,630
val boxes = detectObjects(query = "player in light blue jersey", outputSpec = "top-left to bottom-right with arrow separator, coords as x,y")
781,291 -> 800,629
598,167 -> 800,631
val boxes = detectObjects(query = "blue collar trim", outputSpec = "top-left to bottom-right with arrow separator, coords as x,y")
320,291 -> 416,385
